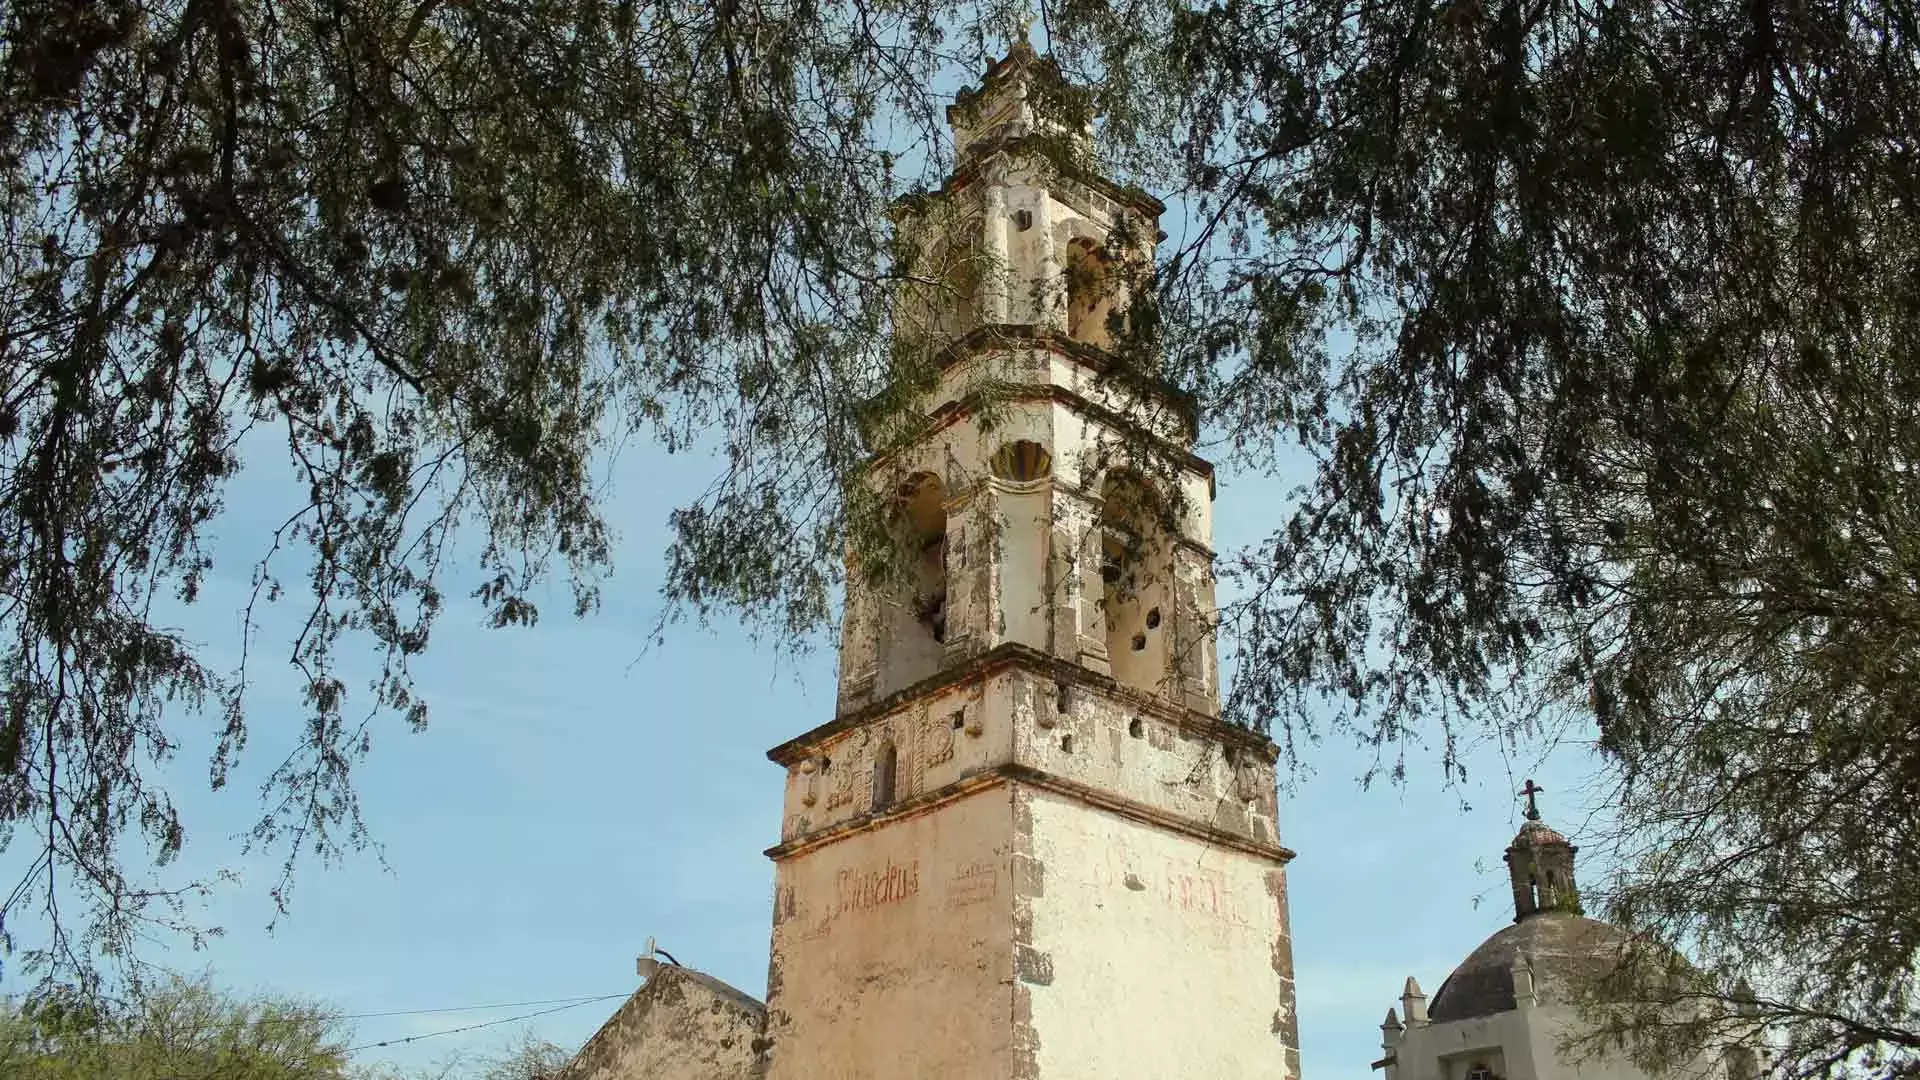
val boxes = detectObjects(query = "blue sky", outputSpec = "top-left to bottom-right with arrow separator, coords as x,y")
0,417 -> 1606,1076
0,41 -> 1613,1077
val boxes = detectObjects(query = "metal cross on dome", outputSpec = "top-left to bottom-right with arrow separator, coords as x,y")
1520,779 -> 1546,822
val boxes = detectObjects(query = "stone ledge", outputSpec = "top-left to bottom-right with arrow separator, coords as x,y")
763,760 -> 1295,865
768,641 -> 1274,767
923,325 -> 1204,452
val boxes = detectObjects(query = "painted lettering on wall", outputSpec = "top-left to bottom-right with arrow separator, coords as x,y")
834,859 -> 921,916
945,860 -> 998,909
1164,863 -> 1253,926
1165,865 -> 1223,917
1086,849 -> 1256,927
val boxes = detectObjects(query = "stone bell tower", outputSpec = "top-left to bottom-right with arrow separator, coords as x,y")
759,45 -> 1300,1080
1507,782 -> 1582,921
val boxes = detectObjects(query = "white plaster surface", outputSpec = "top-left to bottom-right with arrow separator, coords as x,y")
1389,1005 -> 1739,1080
1023,788 -> 1298,1080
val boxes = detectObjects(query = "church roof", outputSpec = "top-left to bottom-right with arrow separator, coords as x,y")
557,964 -> 765,1080
1426,910 -> 1630,1023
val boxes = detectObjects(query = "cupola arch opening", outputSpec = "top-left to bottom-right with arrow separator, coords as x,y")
1098,468 -> 1173,697
1063,236 -> 1117,348
863,470 -> 950,699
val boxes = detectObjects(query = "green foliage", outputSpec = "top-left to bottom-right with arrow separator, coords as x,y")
1111,0 -> 1920,1070
465,1035 -> 572,1080
360,1031 -> 573,1080
6,0 -> 1919,1073
0,0 -> 968,980
0,975 -> 351,1079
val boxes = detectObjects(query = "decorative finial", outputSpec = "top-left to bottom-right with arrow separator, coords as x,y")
1520,778 -> 1545,821
1400,976 -> 1429,1025
987,22 -> 1037,75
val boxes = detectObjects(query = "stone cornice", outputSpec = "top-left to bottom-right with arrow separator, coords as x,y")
933,322 -> 1197,428
994,475 -> 1220,561
948,139 -> 1166,218
926,383 -> 1212,493
766,641 -> 1275,766
763,762 -> 1295,866
863,380 -> 1217,507
891,137 -> 1165,222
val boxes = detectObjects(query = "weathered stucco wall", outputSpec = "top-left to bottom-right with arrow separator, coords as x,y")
779,676 -> 1010,843
766,652 -> 1294,1080
1392,1001 -> 1742,1080
1018,787 -> 1298,1080
782,660 -> 1275,854
557,967 -> 765,1080
1003,663 -> 1278,846
763,787 -> 1016,1080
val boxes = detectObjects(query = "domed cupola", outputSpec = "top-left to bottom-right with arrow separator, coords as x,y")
1424,781 -> 1627,1026
1388,783 -> 1757,1079
1506,779 -> 1580,921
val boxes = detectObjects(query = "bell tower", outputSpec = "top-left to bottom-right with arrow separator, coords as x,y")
759,45 -> 1300,1080
1507,781 -> 1582,920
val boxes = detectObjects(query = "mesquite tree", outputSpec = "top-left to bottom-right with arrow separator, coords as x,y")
5,0 -> 1918,1072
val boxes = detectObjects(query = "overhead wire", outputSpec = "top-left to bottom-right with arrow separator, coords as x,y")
218,991 -> 632,1028
338,993 -> 630,1022
3,981 -> 638,1055
347,994 -> 629,1053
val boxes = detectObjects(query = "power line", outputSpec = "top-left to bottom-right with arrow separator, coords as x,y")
226,991 -> 632,1028
340,993 -> 629,1022
347,994 -> 627,1054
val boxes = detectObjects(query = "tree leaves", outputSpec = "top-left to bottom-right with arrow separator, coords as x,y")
1123,0 -> 1920,1070
4,0 -> 1918,1070
0,0 -> 939,983
0,975 -> 353,1080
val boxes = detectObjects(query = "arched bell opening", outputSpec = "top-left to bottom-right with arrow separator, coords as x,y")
869,471 -> 950,699
900,216 -> 985,347
1098,470 -> 1172,697
936,232 -> 984,339
899,473 -> 949,644
989,439 -> 1055,648
1064,237 -> 1117,349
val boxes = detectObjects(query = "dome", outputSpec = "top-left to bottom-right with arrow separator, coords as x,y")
1426,910 -> 1630,1023
1510,818 -> 1570,848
